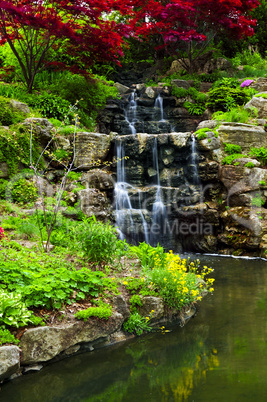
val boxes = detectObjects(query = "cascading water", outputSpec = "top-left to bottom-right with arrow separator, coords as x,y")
115,137 -> 149,243
190,134 -> 200,185
125,90 -> 137,134
154,93 -> 165,122
150,137 -> 169,246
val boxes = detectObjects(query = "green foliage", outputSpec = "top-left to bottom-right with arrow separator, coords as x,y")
245,162 -> 255,168
0,96 -> 27,125
212,77 -> 240,89
224,143 -> 242,155
249,147 -> 267,165
79,216 -> 123,264
48,73 -> 119,128
251,193 -> 265,207
0,239 -> 118,310
171,86 -> 188,98
75,304 -> 113,321
129,294 -> 143,310
206,86 -> 250,112
222,153 -> 246,165
123,312 -> 152,336
0,288 -> 36,328
213,106 -> 257,124
28,92 -> 73,121
0,326 -> 19,345
255,93 -> 267,99
198,72 -> 219,82
0,125 -> 41,175
0,179 -> 8,198
183,100 -> 206,115
258,180 -> 266,186
128,242 -> 166,270
6,178 -> 38,204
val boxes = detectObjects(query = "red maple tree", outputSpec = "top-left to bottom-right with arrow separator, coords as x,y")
0,0 -> 135,92
133,0 -> 260,73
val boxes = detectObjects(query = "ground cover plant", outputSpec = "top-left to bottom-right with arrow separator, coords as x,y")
0,205 -> 215,344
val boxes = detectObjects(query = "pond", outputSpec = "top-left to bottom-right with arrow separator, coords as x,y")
1,255 -> 267,401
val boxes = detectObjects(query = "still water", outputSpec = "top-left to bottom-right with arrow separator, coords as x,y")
1,255 -> 267,402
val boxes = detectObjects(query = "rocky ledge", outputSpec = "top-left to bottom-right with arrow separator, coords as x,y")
0,295 -> 196,383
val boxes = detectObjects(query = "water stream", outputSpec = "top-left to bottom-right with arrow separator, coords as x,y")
2,255 -> 267,401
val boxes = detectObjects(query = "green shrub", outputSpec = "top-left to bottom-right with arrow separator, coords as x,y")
0,125 -> 41,175
78,216 -> 121,264
171,86 -> 188,98
0,326 -> 19,345
183,101 -> 206,115
0,289 -> 36,328
212,77 -> 240,89
27,92 -> 73,121
213,106 -> 257,124
245,162 -> 255,168
49,73 -> 119,128
206,86 -> 250,112
195,127 -> 212,140
7,178 -> 38,204
123,312 -> 152,336
249,147 -> 267,165
0,96 -> 27,125
222,153 -> 246,165
251,193 -> 265,207
75,304 -> 113,321
0,239 -> 118,310
224,143 -> 242,154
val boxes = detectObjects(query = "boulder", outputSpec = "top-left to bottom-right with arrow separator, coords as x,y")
81,170 -> 114,191
114,82 -> 130,95
10,100 -> 30,115
74,132 -> 112,169
250,78 -> 267,92
20,312 -> 124,364
244,94 -> 267,119
23,118 -> 54,148
78,188 -> 112,220
0,346 -> 21,381
217,122 -> 267,152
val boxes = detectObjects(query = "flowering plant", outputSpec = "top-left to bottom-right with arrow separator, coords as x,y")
0,227 -> 5,240
240,79 -> 254,88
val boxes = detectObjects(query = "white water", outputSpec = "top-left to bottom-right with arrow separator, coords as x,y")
125,91 -> 137,134
154,94 -> 165,122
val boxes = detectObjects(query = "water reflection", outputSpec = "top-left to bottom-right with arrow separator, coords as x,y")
1,256 -> 267,401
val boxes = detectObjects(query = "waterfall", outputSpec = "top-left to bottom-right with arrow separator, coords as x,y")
149,137 -> 169,246
125,91 -> 137,134
191,134 -> 199,185
115,138 -> 149,243
154,94 -> 165,122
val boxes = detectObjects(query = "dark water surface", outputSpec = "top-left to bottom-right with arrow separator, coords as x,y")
1,255 -> 267,402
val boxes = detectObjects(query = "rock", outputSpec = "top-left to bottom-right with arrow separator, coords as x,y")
0,346 -> 21,381
78,188 -> 112,220
198,161 -> 219,181
171,79 -> 191,90
74,132 -> 112,169
145,86 -> 156,99
170,132 -> 191,148
113,295 -> 130,320
114,82 -> 130,94
196,120 -> 218,130
217,122 -> 267,152
138,296 -> 165,323
81,170 -> 114,191
33,176 -> 55,197
20,312 -> 124,364
250,78 -> 267,92
55,136 -> 70,150
23,118 -> 54,148
168,59 -> 188,74
10,100 -> 30,115
244,94 -> 267,119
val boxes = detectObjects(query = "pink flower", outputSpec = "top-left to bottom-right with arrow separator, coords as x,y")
0,227 -> 5,240
241,79 -> 254,88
